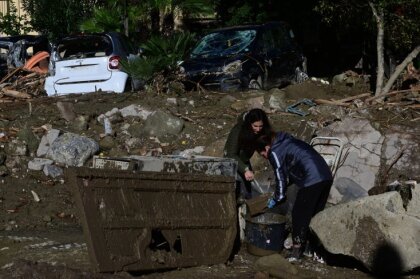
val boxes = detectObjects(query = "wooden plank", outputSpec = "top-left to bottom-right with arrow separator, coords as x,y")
313,99 -> 350,107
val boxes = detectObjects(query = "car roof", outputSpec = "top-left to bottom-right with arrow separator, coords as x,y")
207,21 -> 291,34
0,35 -> 48,45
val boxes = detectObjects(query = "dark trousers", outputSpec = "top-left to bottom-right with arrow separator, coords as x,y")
292,180 -> 332,246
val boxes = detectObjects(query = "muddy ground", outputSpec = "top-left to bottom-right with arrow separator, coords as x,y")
0,81 -> 418,278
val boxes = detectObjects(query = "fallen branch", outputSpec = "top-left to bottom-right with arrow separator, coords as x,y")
1,88 -> 32,99
385,150 -> 404,176
313,99 -> 350,107
0,67 -> 23,84
365,88 -> 418,103
174,112 -> 196,123
336,92 -> 372,103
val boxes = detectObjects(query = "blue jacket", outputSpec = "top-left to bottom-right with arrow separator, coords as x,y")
269,132 -> 333,201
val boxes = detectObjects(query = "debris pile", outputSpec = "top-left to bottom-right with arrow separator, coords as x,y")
0,67 -> 47,102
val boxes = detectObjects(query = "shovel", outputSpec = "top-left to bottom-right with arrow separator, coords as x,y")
250,179 -> 265,194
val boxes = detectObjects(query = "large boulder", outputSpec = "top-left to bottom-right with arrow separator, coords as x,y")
142,110 -> 184,137
310,192 -> 420,274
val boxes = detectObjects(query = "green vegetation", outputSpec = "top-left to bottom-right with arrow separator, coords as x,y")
120,31 -> 196,84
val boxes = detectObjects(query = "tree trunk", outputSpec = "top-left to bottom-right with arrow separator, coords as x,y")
381,45 -> 420,94
369,2 -> 385,96
150,8 -> 160,34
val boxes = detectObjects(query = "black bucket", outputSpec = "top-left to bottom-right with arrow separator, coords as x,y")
245,213 -> 287,256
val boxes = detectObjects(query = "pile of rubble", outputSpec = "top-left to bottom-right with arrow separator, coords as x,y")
0,67 -> 47,102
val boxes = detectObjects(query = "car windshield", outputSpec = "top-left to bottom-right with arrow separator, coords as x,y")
190,29 -> 257,58
57,35 -> 112,60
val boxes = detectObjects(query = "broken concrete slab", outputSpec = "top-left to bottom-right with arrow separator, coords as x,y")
317,117 -> 383,199
310,192 -> 420,273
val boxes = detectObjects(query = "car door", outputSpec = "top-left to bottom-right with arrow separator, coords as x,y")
257,29 -> 277,89
270,25 -> 302,82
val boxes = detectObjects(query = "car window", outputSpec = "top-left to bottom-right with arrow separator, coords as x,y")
118,34 -> 136,55
57,35 -> 112,60
190,29 -> 257,58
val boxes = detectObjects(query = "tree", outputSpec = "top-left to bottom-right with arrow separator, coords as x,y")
316,0 -> 420,96
0,1 -> 31,35
21,0 -> 98,40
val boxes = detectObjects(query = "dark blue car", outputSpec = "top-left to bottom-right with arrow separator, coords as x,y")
180,22 -> 308,92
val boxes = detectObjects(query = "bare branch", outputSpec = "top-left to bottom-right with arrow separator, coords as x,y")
381,45 -> 420,95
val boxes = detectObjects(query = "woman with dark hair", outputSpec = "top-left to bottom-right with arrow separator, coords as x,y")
224,108 -> 272,200
255,132 -> 333,261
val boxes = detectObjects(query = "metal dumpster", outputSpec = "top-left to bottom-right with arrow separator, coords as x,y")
68,156 -> 237,273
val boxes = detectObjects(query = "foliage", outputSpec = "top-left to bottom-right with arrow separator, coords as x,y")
0,1 -> 31,35
79,1 -> 122,33
121,31 -> 196,82
315,0 -> 420,57
21,0 -> 97,40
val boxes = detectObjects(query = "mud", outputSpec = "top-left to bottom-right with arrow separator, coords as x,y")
0,81 -> 418,278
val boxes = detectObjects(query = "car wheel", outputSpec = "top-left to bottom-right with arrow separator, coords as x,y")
124,78 -> 133,92
248,75 -> 263,90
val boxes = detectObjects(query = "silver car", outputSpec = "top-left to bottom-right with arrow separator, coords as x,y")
45,32 -> 140,96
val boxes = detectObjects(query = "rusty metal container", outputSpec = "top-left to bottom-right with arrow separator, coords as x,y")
68,156 -> 237,273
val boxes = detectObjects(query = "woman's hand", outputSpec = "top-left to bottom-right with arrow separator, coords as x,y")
244,170 -> 254,181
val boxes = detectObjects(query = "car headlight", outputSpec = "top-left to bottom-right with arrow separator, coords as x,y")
222,60 -> 242,74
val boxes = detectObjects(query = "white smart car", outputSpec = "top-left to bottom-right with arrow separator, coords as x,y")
45,32 -> 141,96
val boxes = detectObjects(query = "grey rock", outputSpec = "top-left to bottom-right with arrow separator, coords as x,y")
36,129 -> 60,157
268,88 -> 287,112
119,104 -> 152,120
46,133 -> 99,167
28,158 -> 53,171
142,110 -> 184,137
43,164 -> 63,178
310,192 -> 420,273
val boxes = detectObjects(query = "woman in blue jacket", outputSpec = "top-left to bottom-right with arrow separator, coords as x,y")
255,132 -> 333,261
